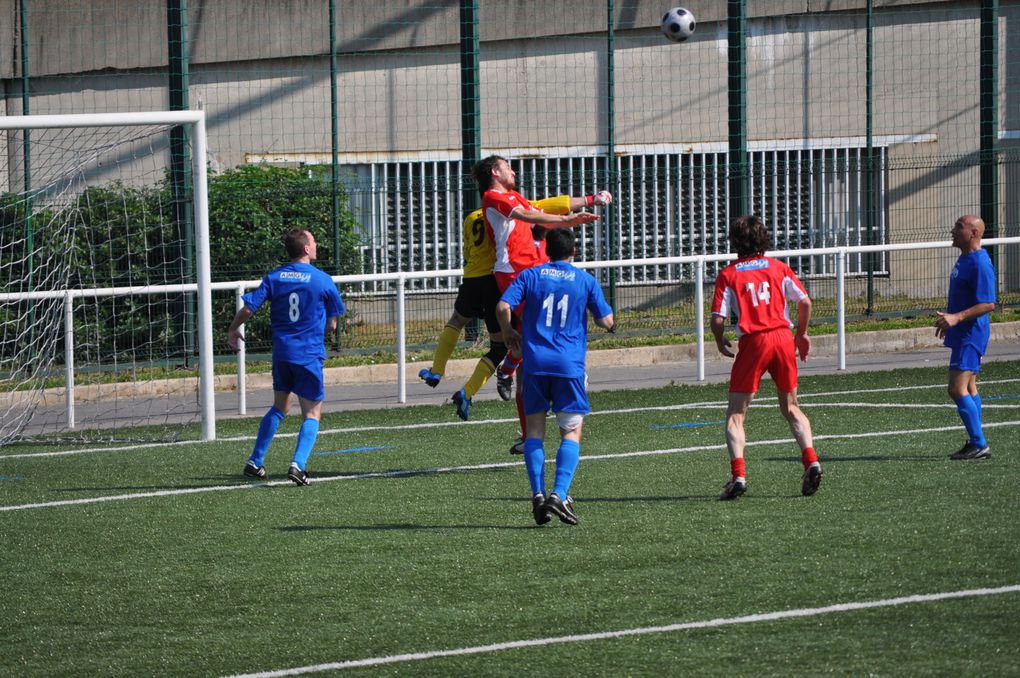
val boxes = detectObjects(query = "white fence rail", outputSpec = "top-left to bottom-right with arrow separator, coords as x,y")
3,237 -> 1017,436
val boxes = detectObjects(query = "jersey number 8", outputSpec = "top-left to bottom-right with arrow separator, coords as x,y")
288,292 -> 301,321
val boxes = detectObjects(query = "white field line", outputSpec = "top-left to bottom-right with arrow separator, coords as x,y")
2,418 -> 1019,513
223,584 -> 1020,677
4,377 -> 1020,461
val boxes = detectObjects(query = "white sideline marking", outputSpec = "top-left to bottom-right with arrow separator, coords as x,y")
2,418 -> 1019,513
223,584 -> 1020,677
4,377 -> 1020,461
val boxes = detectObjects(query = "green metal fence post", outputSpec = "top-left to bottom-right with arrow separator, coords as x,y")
460,0 -> 482,341
19,0 -> 34,347
167,0 -> 194,365
606,0 -> 618,310
727,0 -> 748,220
865,0 -> 876,314
979,0 -> 999,273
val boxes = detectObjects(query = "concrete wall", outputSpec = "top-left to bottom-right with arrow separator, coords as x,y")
0,0 -> 1014,302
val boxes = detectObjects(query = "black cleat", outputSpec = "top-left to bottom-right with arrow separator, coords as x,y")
243,462 -> 267,480
950,442 -> 992,460
496,371 -> 514,401
543,493 -> 579,525
801,464 -> 823,496
509,438 -> 525,455
287,463 -> 310,486
719,477 -> 747,500
532,493 -> 551,525
452,389 -> 471,421
418,368 -> 441,388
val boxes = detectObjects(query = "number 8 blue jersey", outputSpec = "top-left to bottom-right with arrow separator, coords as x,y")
242,262 -> 345,366
500,260 -> 613,378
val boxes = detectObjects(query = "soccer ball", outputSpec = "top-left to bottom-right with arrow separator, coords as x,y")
661,7 -> 696,43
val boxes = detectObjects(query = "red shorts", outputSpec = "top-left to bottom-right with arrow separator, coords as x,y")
495,270 -> 524,327
729,328 -> 798,394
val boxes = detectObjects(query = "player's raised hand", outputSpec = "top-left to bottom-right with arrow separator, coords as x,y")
592,190 -> 612,207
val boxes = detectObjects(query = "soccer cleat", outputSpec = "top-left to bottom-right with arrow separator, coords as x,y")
509,438 -> 525,455
496,371 -> 514,401
452,389 -> 471,421
532,493 -> 551,525
418,368 -> 441,388
801,464 -> 823,496
243,462 -> 267,480
950,442 -> 992,460
719,477 -> 747,500
287,463 -> 310,486
543,493 -> 579,525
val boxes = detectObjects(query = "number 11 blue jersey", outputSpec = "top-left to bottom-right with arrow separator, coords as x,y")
500,260 -> 613,378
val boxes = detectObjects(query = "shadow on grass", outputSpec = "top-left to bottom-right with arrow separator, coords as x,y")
277,523 -> 537,532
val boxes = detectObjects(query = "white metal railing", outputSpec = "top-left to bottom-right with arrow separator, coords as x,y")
2,237 -> 1016,431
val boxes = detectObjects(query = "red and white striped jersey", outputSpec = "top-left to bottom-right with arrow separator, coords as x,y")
711,256 -> 809,336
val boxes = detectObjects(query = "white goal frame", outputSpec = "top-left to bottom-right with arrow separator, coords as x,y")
0,111 -> 215,441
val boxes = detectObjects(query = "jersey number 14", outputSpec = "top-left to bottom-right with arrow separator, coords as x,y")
744,281 -> 771,307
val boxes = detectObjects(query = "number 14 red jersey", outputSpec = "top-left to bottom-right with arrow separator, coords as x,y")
711,256 -> 809,337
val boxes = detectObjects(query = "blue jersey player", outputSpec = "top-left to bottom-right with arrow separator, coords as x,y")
227,229 -> 345,484
935,215 -> 996,460
497,228 -> 614,525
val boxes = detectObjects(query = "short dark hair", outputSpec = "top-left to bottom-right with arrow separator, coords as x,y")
728,215 -> 769,258
545,227 -> 576,261
471,155 -> 506,195
284,229 -> 311,259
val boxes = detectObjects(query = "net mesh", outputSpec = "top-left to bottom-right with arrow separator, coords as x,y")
0,123 -> 201,445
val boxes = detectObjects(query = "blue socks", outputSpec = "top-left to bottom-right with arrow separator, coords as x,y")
523,438 -> 545,495
553,439 -> 580,499
249,406 -> 286,467
955,395 -> 986,447
291,417 -> 321,470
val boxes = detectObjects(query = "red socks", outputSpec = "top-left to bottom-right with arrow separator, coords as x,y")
730,457 -> 746,480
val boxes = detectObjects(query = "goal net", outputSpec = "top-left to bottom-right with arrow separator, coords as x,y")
0,112 -> 214,446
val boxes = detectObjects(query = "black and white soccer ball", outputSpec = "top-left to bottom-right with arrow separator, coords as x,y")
661,7 -> 696,43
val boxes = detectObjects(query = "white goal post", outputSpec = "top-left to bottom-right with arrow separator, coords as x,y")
0,111 -> 215,441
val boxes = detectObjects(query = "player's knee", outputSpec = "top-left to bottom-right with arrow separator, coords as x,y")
486,341 -> 508,366
555,411 -> 584,432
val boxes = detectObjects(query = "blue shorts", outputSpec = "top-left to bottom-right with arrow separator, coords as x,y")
521,373 -> 590,416
949,344 -> 984,374
272,360 -> 325,401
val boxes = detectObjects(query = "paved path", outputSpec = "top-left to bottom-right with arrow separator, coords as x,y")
13,327 -> 1020,437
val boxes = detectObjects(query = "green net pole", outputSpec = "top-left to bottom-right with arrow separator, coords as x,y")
19,0 -> 34,350
727,0 -> 748,220
329,0 -> 342,349
330,0 -> 341,275
167,0 -> 194,365
606,0 -> 617,310
865,0 -> 876,315
460,0 -> 481,341
979,0 -> 999,273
